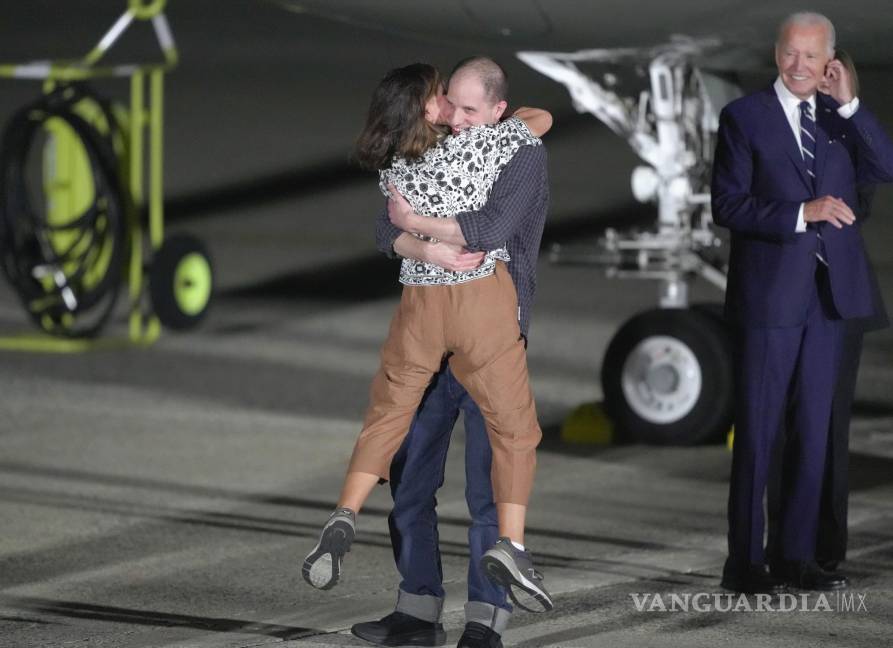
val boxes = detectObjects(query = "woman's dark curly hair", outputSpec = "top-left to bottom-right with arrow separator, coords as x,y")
354,63 -> 445,170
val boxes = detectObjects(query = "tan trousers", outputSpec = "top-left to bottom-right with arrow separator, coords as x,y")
348,262 -> 541,505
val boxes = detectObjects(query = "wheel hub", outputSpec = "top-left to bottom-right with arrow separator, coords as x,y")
621,335 -> 702,424
173,252 -> 212,316
645,363 -> 680,394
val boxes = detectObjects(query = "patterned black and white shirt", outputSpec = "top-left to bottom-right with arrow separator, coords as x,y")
380,116 -> 541,286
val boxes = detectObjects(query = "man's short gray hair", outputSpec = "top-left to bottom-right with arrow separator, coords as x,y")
777,12 -> 836,56
449,56 -> 509,104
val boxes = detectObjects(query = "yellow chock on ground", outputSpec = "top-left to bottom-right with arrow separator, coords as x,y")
726,426 -> 735,451
561,402 -> 614,445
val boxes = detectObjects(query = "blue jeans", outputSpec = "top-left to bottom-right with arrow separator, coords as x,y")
388,364 -> 509,612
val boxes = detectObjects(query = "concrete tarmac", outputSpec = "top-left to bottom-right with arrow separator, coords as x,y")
0,258 -> 892,647
1,2 -> 893,647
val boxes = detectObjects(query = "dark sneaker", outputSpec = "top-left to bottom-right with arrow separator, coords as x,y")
456,622 -> 503,648
351,611 -> 446,647
480,538 -> 553,613
302,507 -> 355,589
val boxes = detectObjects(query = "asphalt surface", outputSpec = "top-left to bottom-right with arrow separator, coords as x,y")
1,2 -> 893,647
1,259 -> 892,648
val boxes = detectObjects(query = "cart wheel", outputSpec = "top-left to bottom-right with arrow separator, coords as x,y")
150,233 -> 213,330
601,307 -> 733,445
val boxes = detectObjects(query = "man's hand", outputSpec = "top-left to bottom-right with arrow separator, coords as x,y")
387,183 -> 469,246
803,196 -> 856,229
387,184 -> 421,233
512,107 -> 553,137
426,241 -> 485,272
822,59 -> 855,105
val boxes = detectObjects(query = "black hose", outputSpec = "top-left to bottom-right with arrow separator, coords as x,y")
0,84 -> 128,338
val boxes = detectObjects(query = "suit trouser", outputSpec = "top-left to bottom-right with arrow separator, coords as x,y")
767,321 -> 863,568
816,325 -> 863,564
348,262 -> 541,506
727,267 -> 845,568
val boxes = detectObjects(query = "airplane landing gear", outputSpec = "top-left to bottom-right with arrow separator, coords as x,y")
519,40 -> 742,444
601,307 -> 733,445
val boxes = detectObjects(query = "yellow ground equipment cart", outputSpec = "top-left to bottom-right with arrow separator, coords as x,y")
0,0 -> 212,348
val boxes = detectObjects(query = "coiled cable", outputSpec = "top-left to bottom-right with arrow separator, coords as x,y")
0,84 -> 127,337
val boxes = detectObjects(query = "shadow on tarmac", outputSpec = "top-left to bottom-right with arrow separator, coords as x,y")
216,203 -> 654,303
0,597 -> 321,640
0,459 -> 727,596
165,157 -> 372,223
0,460 -> 671,555
220,254 -> 401,302
161,111 -> 596,225
852,399 -> 893,418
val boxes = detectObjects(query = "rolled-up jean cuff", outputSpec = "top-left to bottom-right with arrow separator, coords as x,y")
465,601 -> 511,635
396,590 -> 444,623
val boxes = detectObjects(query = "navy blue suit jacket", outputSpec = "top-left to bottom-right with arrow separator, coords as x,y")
711,85 -> 893,328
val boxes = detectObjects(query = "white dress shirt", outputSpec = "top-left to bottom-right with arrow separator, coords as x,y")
772,76 -> 860,232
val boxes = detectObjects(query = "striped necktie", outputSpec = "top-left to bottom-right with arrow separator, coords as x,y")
799,100 -> 817,190
799,100 -> 827,265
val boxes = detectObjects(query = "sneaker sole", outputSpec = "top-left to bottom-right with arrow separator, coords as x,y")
481,551 -> 554,613
350,625 -> 447,647
302,521 -> 354,590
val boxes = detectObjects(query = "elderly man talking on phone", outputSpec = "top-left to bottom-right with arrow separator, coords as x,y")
711,11 -> 893,594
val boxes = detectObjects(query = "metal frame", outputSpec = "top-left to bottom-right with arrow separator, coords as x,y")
0,0 -> 178,350
518,37 -> 739,308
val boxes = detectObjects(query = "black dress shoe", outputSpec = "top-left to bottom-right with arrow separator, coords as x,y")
817,559 -> 840,572
783,561 -> 849,591
457,622 -> 503,648
720,564 -> 786,594
351,611 -> 446,647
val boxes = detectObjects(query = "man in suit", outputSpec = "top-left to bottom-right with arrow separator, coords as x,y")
711,11 -> 893,594
767,50 -> 891,578
810,191 -> 889,569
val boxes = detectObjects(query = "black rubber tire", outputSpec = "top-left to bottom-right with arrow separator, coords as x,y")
149,233 -> 213,330
691,301 -> 727,326
601,307 -> 733,445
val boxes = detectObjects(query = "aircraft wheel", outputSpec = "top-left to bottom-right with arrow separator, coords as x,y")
601,307 -> 733,445
150,233 -> 213,330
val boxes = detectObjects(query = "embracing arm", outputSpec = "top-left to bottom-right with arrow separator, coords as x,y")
380,193 -> 485,270
386,187 -> 467,246
392,234 -> 486,271
375,201 -> 403,259
456,145 -> 546,250
387,145 -> 545,250
380,203 -> 485,271
513,106 -> 553,137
